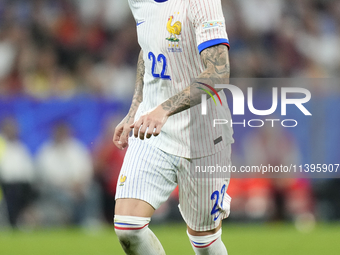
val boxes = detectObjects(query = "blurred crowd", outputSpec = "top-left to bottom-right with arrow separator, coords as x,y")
225,0 -> 340,78
0,0 -> 340,229
0,0 -> 138,99
0,116 -> 126,228
0,0 -> 339,100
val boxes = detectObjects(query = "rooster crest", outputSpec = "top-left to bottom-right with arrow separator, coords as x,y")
119,175 -> 127,184
166,15 -> 182,42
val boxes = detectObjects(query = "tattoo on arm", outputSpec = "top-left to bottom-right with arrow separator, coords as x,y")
127,50 -> 145,123
200,44 -> 230,81
161,45 -> 230,116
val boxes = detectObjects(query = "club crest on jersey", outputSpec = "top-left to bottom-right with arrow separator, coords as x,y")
166,14 -> 182,53
119,175 -> 127,186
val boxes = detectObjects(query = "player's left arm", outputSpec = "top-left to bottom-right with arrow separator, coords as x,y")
130,44 -> 230,140
162,44 -> 230,115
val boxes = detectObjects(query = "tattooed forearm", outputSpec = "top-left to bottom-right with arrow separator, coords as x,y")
127,50 -> 145,122
162,45 -> 230,116
135,50 -> 145,93
161,89 -> 191,115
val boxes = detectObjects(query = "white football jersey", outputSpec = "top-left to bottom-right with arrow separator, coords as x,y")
128,0 -> 234,158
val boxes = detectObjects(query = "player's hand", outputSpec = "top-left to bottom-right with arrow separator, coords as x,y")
113,115 -> 134,150
130,105 -> 169,140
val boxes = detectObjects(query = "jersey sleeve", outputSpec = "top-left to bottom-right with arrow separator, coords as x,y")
188,0 -> 230,54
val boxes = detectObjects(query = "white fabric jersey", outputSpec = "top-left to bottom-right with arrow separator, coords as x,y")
129,0 -> 234,158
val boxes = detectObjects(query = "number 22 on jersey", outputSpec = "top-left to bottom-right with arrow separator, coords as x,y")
148,52 -> 171,80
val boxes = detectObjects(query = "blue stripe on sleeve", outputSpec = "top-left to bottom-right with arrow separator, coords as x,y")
198,38 -> 230,54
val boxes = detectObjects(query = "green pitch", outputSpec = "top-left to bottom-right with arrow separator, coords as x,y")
1,223 -> 340,255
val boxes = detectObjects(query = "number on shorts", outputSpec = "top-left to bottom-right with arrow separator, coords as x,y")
210,184 -> 226,221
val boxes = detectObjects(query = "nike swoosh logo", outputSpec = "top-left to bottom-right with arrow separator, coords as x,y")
136,21 -> 145,26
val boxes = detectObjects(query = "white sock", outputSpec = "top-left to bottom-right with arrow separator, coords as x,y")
187,229 -> 228,255
114,215 -> 165,255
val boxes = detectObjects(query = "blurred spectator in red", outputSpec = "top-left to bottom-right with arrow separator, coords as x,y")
0,117 -> 35,228
35,122 -> 99,226
93,117 -> 126,223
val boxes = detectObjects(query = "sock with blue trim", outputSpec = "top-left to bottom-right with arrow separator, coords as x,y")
114,215 -> 165,255
187,229 -> 228,255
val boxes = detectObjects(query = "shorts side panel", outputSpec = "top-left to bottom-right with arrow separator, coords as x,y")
178,145 -> 231,231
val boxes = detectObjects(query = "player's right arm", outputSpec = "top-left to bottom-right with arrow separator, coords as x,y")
113,50 -> 144,150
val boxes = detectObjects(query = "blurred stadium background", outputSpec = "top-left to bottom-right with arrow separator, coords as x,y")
0,0 -> 339,254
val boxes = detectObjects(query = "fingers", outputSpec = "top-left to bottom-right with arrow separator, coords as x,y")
145,124 -> 156,139
138,123 -> 159,140
113,125 -> 132,150
153,125 -> 162,137
131,119 -> 158,140
119,128 -> 131,149
131,118 -> 143,138
113,126 -> 123,143
137,120 -> 152,140
131,113 -> 165,140
113,127 -> 124,149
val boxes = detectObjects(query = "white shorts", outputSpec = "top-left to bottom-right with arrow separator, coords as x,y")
115,138 -> 231,232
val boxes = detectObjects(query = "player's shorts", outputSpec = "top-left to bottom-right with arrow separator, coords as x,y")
115,137 -> 231,232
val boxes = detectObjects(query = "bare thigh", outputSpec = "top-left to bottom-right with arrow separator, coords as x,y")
187,222 -> 222,236
115,198 -> 155,217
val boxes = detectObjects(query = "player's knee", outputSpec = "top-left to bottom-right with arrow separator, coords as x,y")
187,225 -> 221,237
115,227 -> 136,247
115,230 -> 138,251
187,228 -> 227,254
114,215 -> 151,251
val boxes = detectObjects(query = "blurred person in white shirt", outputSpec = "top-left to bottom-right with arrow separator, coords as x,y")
0,117 -> 35,228
237,0 -> 283,34
36,122 -> 99,226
